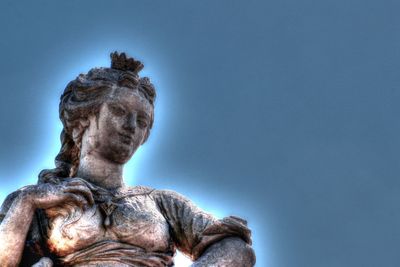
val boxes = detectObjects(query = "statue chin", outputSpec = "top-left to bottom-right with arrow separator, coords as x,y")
98,142 -> 138,165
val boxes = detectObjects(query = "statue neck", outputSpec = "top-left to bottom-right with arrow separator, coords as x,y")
76,153 -> 124,190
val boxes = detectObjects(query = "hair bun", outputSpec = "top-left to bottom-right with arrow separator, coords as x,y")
110,52 -> 144,73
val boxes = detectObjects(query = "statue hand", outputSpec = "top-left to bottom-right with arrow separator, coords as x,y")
23,178 -> 94,210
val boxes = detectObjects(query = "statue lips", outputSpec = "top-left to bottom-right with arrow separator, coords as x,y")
118,132 -> 134,145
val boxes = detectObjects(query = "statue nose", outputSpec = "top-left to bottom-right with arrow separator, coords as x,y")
124,113 -> 137,132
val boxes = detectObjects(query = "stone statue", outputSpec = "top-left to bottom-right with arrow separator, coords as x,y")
0,52 -> 255,267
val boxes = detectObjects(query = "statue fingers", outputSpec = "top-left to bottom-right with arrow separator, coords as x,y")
63,177 -> 92,188
63,192 -> 89,209
63,185 -> 95,205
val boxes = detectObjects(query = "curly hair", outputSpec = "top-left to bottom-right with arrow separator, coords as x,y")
38,52 -> 156,184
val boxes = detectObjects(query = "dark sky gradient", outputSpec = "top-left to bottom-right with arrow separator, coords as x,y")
1,1 -> 400,266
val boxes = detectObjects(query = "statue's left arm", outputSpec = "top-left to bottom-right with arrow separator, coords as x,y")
191,236 -> 255,266
153,190 -> 256,266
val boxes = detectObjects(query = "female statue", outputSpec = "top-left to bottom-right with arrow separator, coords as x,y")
0,52 -> 255,267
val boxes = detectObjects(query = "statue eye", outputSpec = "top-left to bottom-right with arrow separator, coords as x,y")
109,105 -> 126,116
137,117 -> 148,128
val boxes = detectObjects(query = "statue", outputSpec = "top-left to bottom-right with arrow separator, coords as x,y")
0,52 -> 255,267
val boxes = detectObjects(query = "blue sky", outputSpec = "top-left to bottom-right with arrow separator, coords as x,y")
1,1 -> 400,266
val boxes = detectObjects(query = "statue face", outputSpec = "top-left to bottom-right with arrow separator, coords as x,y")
82,86 -> 153,164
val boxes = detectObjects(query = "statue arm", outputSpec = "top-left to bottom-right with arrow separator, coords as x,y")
0,179 -> 94,266
0,189 -> 37,266
153,190 -> 256,266
191,236 -> 255,267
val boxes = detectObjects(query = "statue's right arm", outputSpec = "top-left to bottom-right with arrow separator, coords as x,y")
0,179 -> 94,267
0,188 -> 37,266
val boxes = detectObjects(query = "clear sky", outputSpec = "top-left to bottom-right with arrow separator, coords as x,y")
0,0 -> 400,266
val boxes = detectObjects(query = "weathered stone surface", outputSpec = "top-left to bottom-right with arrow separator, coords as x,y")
0,52 -> 255,266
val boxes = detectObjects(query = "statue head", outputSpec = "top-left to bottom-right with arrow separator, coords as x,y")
39,52 -> 156,183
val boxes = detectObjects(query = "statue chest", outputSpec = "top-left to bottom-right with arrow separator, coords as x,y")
44,194 -> 171,257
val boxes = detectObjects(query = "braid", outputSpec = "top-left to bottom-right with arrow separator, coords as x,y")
68,124 -> 86,178
38,130 -> 74,184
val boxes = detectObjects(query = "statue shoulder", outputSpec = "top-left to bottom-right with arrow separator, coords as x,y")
127,187 -> 196,210
150,188 -> 191,202
0,186 -> 31,221
1,188 -> 25,214
122,185 -> 156,196
150,189 -> 202,214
